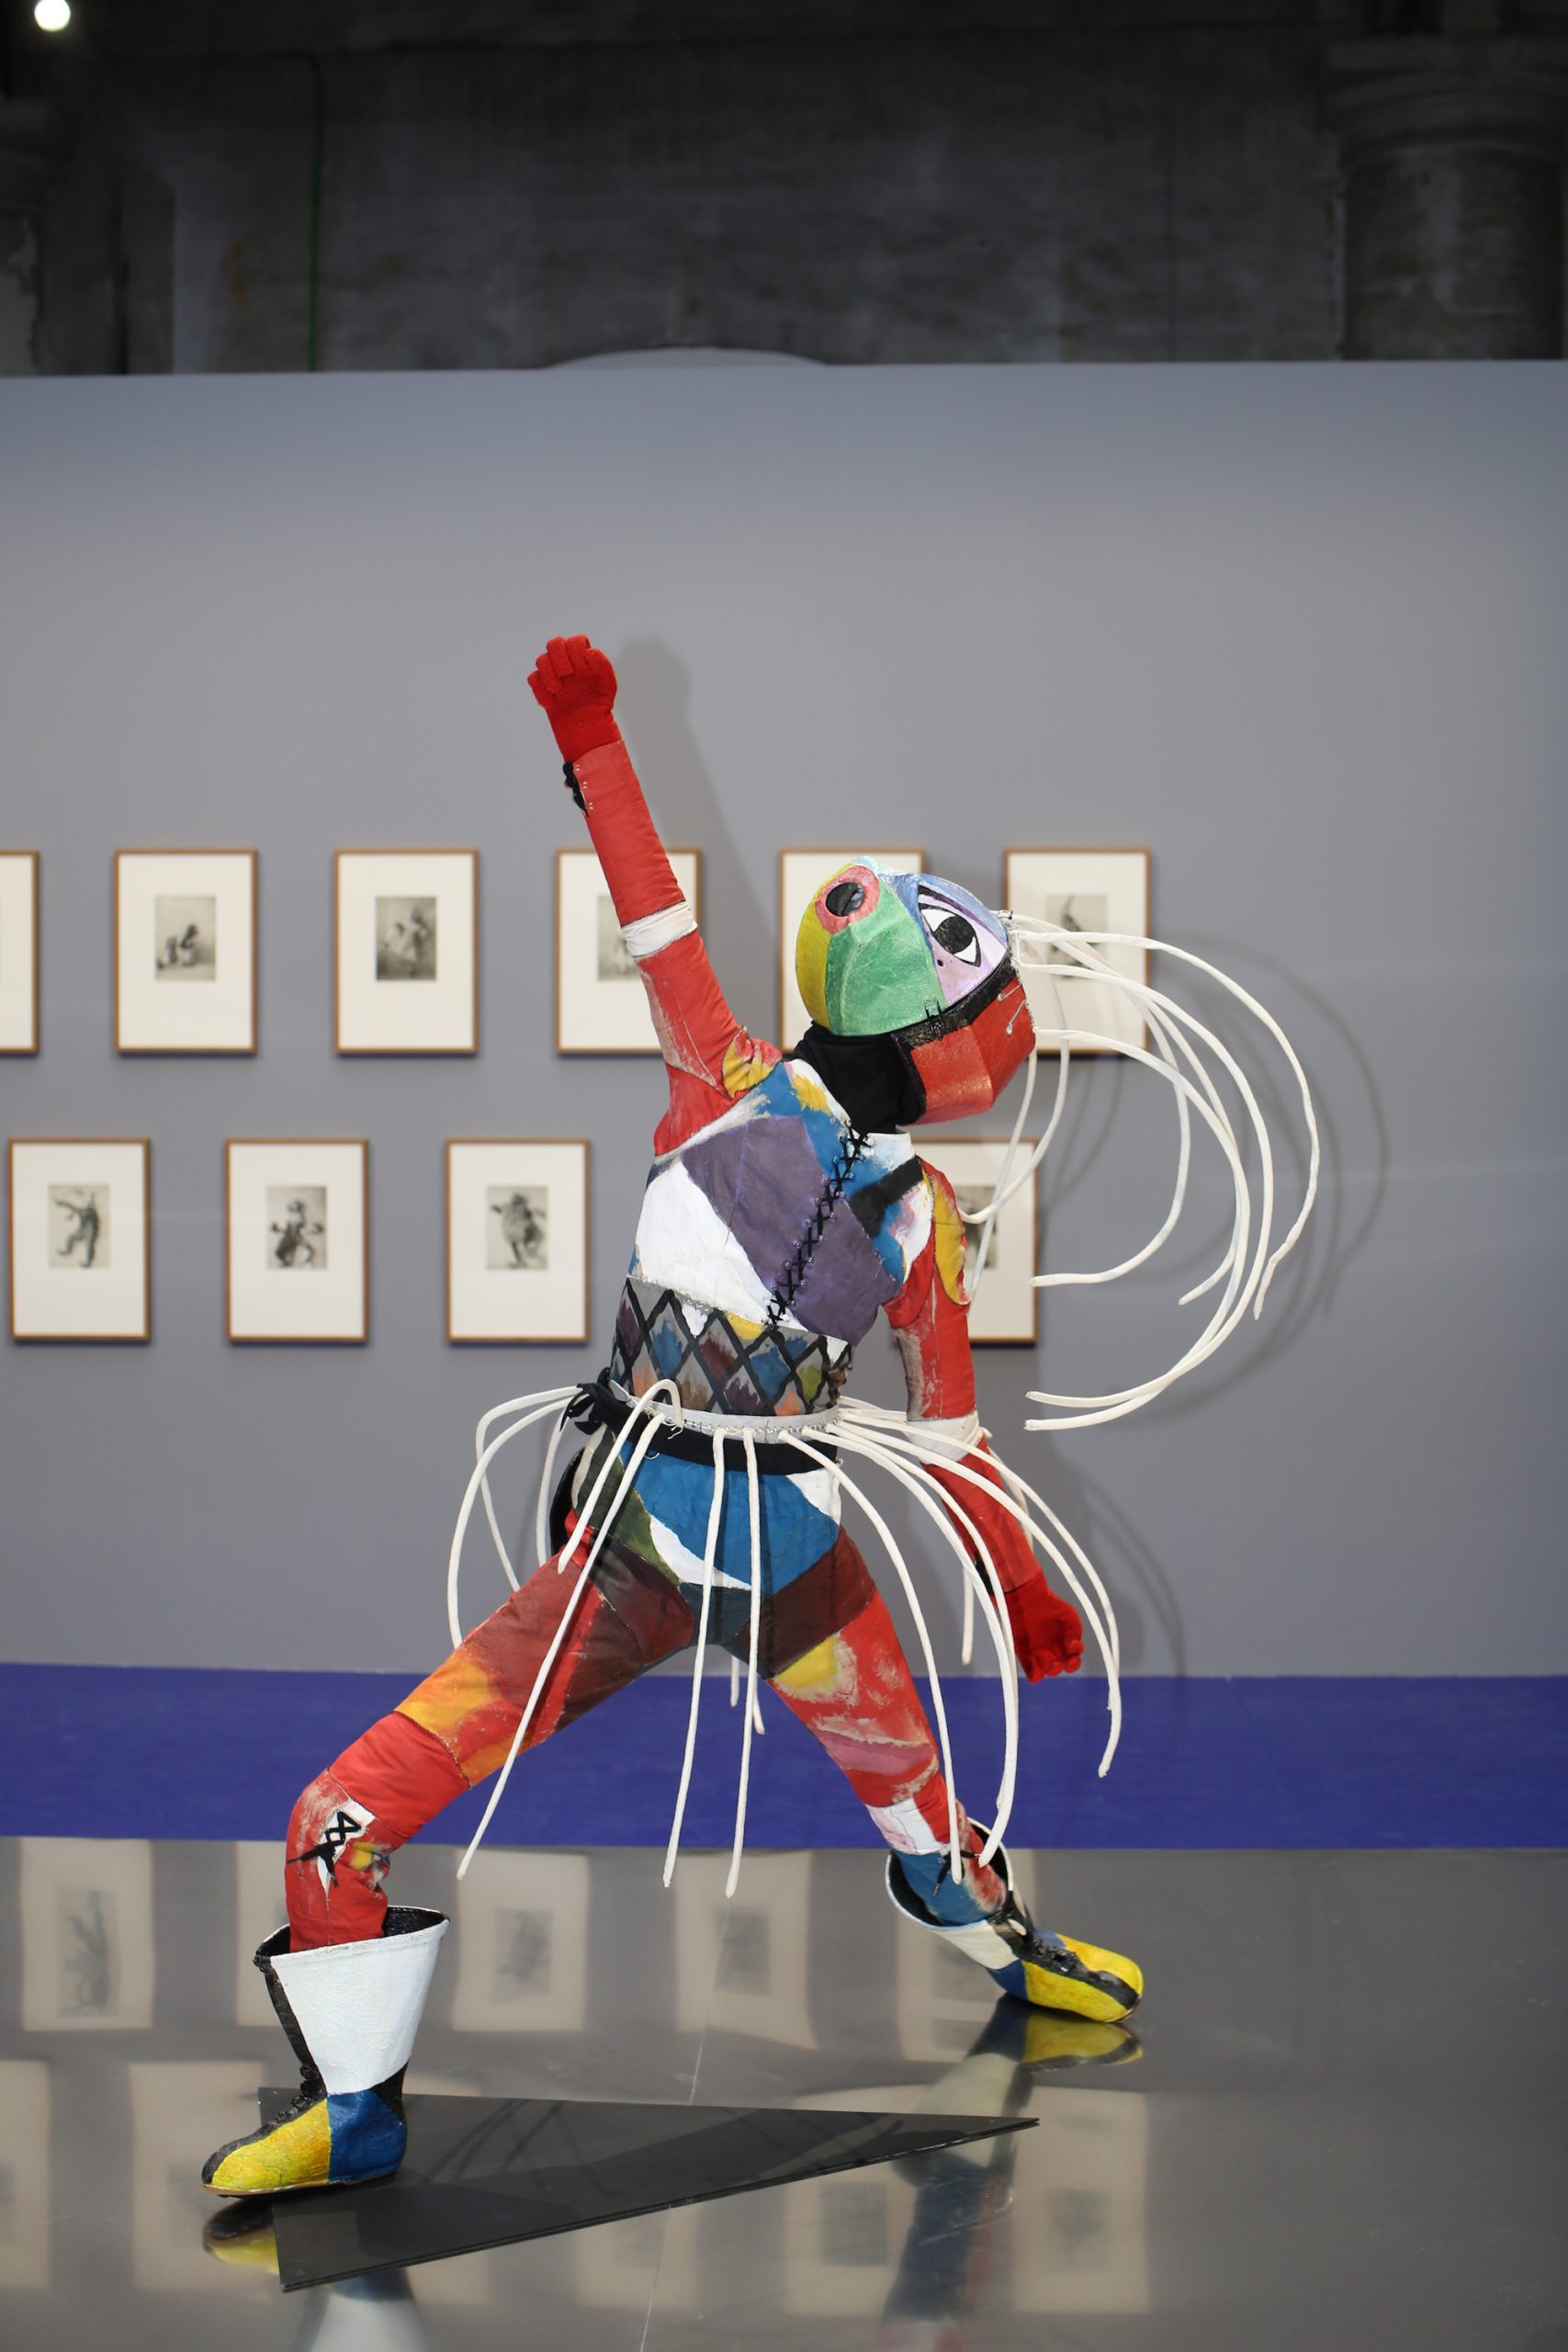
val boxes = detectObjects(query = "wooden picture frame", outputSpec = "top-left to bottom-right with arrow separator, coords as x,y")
334,849 -> 479,1055
7,1137 -> 152,1342
777,847 -> 925,1046
555,847 -> 701,1055
1004,847 -> 1151,1057
922,1136 -> 1040,1344
446,1137 -> 591,1344
225,1138 -> 369,1343
0,851 -> 40,1055
114,849 -> 257,1055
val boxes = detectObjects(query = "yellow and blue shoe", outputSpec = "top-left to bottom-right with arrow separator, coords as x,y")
886,1834 -> 1143,2025
203,1908 -> 448,2199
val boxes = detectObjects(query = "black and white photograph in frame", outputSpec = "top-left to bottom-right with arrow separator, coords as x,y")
556,847 -> 701,1053
924,1136 -> 1040,1344
7,1138 -> 151,1341
446,1138 -> 589,1343
335,849 -> 478,1054
226,1139 -> 367,1342
114,850 -> 256,1053
777,847 -> 924,1046
1005,848 -> 1150,1057
0,850 -> 39,1054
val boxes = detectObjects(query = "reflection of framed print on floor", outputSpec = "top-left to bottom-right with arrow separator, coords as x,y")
1005,848 -> 1150,1057
446,1138 -> 589,1342
20,1835 -> 155,2030
7,1138 -> 151,1341
556,847 -> 701,1053
0,850 -> 39,1053
777,847 -> 923,1046
335,849 -> 478,1054
924,1136 -> 1039,1344
226,1138 -> 368,1342
114,849 -> 256,1053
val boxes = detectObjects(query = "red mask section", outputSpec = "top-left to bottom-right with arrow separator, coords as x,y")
907,973 -> 1035,1125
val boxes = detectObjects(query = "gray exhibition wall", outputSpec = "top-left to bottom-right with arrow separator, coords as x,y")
2,363 -> 1564,1678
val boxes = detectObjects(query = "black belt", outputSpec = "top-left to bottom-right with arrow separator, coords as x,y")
565,1372 -> 836,1476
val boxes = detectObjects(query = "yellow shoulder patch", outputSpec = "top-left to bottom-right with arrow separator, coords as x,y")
928,1168 -> 971,1308
721,1035 -> 774,1098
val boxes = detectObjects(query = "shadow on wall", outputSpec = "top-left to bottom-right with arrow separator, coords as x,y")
614,636 -> 775,1045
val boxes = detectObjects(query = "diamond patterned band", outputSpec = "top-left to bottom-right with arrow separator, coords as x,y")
609,1277 -> 850,1419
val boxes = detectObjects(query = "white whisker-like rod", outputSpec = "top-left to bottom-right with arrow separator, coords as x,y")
534,1403 -> 575,1569
455,1384 -> 680,1880
1010,917 -> 1318,1311
726,1433 -> 765,1898
1017,1035 -> 1258,1422
1005,975 -> 1291,1421
449,1393 -> 580,1647
468,1388 -> 578,1600
840,1417 -> 1121,1776
784,1429 -> 964,1877
663,1430 -> 727,1887
823,1423 -> 1020,1863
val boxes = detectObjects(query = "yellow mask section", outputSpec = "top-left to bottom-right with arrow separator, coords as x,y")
794,907 -> 831,1033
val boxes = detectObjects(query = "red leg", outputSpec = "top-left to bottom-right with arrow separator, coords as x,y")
769,1570 -> 1005,1912
286,1539 -> 694,1948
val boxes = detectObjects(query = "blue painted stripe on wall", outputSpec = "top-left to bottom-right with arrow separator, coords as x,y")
2,1665 -> 1563,1849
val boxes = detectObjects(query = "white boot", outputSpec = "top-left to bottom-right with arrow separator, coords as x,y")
204,1906 -> 448,2198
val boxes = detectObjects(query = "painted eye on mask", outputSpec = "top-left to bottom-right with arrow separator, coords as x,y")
919,897 -> 981,964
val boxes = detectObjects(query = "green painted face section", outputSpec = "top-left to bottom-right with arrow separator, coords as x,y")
822,887 -> 944,1037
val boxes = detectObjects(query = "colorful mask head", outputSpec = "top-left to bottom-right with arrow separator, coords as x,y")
794,864 -> 1035,1125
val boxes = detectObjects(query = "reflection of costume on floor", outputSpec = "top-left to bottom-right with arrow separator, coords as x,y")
208,629 -> 1317,2199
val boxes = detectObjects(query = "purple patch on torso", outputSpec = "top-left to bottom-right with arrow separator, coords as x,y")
679,1119 -> 899,1344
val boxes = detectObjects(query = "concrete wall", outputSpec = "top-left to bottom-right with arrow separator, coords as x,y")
2,361 -> 1564,1679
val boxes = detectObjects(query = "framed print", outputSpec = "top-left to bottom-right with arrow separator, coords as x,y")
7,1138 -> 151,1341
114,849 -> 256,1054
335,849 -> 478,1054
924,1136 -> 1039,1343
446,1137 -> 589,1344
0,851 -> 39,1053
1005,848 -> 1150,1057
556,846 -> 701,1054
225,1138 -> 368,1342
778,847 -> 924,1046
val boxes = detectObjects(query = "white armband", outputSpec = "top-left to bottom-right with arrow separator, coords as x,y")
905,1412 -> 982,1462
621,898 -> 698,961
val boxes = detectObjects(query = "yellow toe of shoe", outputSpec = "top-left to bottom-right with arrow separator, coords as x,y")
204,2101 -> 333,2199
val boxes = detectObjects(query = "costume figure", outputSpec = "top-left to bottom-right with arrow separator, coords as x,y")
271,1201 -> 322,1271
206,635 -> 1315,2204
491,1190 -> 544,1269
57,1190 -> 101,1268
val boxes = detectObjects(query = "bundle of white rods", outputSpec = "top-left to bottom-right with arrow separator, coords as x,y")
441,1372 -> 1124,1890
954,918 -> 1319,1431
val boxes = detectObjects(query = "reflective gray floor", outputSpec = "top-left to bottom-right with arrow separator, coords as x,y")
1,1839 -> 1564,2348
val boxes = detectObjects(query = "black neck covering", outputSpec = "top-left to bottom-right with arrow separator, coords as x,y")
789,1023 -> 922,1133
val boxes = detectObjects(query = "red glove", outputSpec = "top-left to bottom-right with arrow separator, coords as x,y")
926,1442 -> 1084,1681
528,634 -> 621,765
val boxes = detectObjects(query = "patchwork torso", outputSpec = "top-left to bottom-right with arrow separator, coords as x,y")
611,1057 -> 932,1418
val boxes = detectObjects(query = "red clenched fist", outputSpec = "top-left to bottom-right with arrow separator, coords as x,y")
1001,1577 -> 1085,1681
926,1442 -> 1085,1682
528,635 -> 620,765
